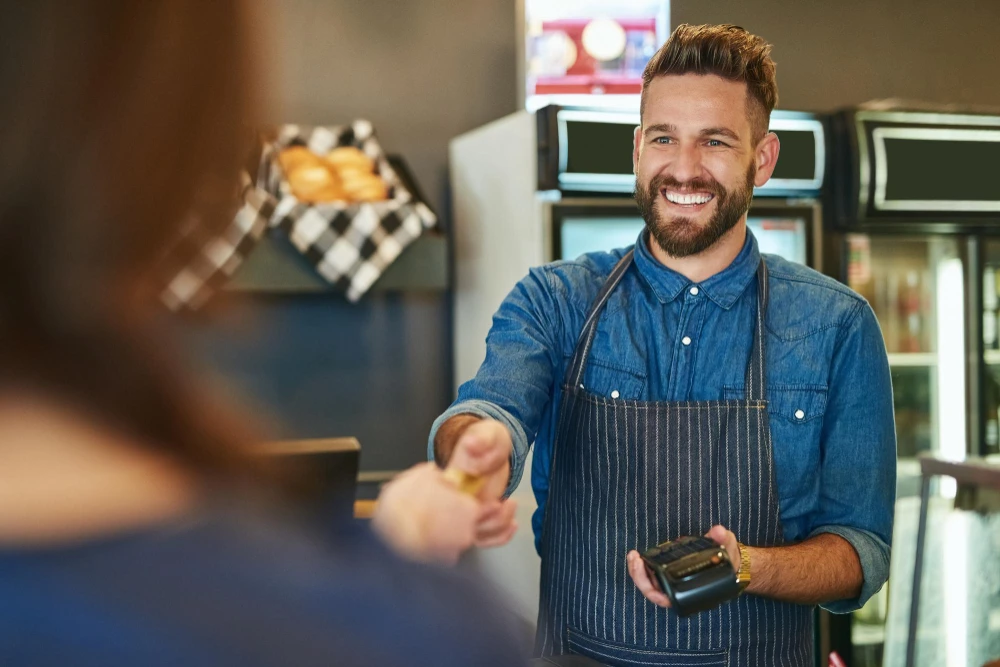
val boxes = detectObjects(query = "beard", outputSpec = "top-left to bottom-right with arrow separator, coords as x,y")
634,162 -> 757,259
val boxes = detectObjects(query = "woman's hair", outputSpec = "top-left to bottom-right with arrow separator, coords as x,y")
0,1 -> 266,477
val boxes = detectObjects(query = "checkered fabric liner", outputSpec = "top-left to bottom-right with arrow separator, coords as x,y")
267,120 -> 438,301
160,171 -> 274,312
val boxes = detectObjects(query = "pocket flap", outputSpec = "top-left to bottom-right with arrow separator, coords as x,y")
723,385 -> 828,423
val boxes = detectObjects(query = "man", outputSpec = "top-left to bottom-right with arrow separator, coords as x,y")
431,23 -> 895,666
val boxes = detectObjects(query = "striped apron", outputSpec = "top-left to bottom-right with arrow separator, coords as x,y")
535,250 -> 814,666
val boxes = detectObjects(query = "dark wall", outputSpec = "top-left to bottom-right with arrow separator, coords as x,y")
671,0 -> 1000,111
187,0 -> 517,474
268,0 -> 519,216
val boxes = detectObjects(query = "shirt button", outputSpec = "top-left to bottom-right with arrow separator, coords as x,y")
689,286 -> 699,296
794,409 -> 805,420
682,336 -> 692,346
611,390 -> 620,399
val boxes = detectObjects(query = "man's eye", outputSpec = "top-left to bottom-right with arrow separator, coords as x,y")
707,139 -> 727,147
655,137 -> 673,145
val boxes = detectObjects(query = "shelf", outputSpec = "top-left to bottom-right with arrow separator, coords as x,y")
886,352 -> 937,367
225,230 -> 448,294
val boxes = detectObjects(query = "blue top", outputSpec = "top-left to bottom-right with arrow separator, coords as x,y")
0,507 -> 528,666
429,229 -> 896,613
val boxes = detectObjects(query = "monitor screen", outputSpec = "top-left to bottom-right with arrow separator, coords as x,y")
882,137 -> 1000,203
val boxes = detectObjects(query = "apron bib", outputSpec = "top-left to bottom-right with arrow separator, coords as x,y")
535,251 -> 813,667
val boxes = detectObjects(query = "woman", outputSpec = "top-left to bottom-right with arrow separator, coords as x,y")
0,3 -> 525,665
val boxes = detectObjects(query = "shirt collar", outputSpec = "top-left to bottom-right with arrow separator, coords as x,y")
632,227 -> 760,310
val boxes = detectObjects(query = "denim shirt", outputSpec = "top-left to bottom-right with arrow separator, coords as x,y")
429,229 -> 896,613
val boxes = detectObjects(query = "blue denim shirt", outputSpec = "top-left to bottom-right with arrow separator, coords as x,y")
429,230 -> 896,613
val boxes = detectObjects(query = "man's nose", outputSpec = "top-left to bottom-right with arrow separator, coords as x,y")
669,143 -> 703,184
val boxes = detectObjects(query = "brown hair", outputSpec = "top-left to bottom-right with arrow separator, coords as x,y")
0,2 -> 266,479
641,24 -> 778,141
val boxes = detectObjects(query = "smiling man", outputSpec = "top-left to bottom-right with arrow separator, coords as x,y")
430,24 -> 896,666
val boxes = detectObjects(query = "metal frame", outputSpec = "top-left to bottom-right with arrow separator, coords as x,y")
557,108 -> 639,192
905,456 -> 1000,667
854,110 -> 1000,218
547,196 -> 822,268
554,109 -> 825,194
765,116 -> 826,193
872,127 -> 1000,212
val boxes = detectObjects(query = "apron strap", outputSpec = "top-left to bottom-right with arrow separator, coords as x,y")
564,250 -> 635,389
745,259 -> 769,401
564,250 -> 770,400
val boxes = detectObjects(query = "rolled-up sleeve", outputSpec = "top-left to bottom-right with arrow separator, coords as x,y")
813,301 -> 896,613
427,267 -> 565,495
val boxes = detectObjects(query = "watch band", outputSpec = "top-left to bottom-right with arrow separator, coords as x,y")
736,542 -> 751,592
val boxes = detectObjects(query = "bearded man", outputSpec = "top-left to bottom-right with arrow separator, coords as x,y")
429,23 -> 896,667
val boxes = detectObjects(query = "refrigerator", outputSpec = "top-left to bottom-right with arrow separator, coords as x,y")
827,108 -> 1000,667
448,104 -> 827,630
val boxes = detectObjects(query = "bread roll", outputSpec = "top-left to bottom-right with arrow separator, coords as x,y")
342,173 -> 388,202
288,163 -> 345,203
326,146 -> 374,174
278,146 -> 321,175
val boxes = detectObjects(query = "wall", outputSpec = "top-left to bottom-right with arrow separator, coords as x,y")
671,0 -> 1000,112
268,0 -> 519,216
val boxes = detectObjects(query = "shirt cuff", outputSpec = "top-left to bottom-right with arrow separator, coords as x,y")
808,524 -> 890,614
427,399 -> 530,498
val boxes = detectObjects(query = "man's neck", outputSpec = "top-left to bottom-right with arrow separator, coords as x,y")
647,219 -> 748,284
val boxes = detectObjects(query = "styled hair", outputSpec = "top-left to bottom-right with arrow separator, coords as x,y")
0,1 -> 264,478
641,23 -> 778,140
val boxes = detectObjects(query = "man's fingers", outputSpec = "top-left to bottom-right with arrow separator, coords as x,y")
451,421 -> 510,476
704,524 -> 740,571
626,551 -> 671,608
705,525 -> 729,544
475,520 -> 518,548
475,499 -> 517,539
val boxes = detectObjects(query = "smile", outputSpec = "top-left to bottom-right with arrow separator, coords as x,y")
663,190 -> 714,206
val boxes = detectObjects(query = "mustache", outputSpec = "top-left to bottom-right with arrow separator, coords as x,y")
647,174 -> 725,197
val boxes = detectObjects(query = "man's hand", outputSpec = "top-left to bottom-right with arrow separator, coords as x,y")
626,525 -> 740,608
440,417 -> 517,548
447,419 -> 513,500
372,462 -> 482,565
628,525 -> 864,607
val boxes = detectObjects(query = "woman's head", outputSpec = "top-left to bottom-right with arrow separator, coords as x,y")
0,1 -> 263,474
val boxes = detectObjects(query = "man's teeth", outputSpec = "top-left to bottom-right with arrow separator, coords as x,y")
664,192 -> 713,205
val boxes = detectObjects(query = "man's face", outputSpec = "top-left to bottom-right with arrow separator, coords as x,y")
633,73 -> 775,258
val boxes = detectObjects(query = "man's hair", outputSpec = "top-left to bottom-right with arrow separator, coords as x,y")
641,24 -> 778,141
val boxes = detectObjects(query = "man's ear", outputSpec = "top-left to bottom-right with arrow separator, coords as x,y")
753,132 -> 780,187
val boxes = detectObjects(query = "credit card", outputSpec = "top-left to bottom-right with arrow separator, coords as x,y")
442,467 -> 486,496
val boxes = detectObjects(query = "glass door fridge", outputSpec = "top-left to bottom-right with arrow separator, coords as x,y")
829,107 -> 1000,667
977,241 -> 1000,459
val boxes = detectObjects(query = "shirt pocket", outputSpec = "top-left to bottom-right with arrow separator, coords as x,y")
580,356 -> 646,401
723,384 -> 827,508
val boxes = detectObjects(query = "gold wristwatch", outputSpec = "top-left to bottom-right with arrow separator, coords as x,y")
736,542 -> 751,593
